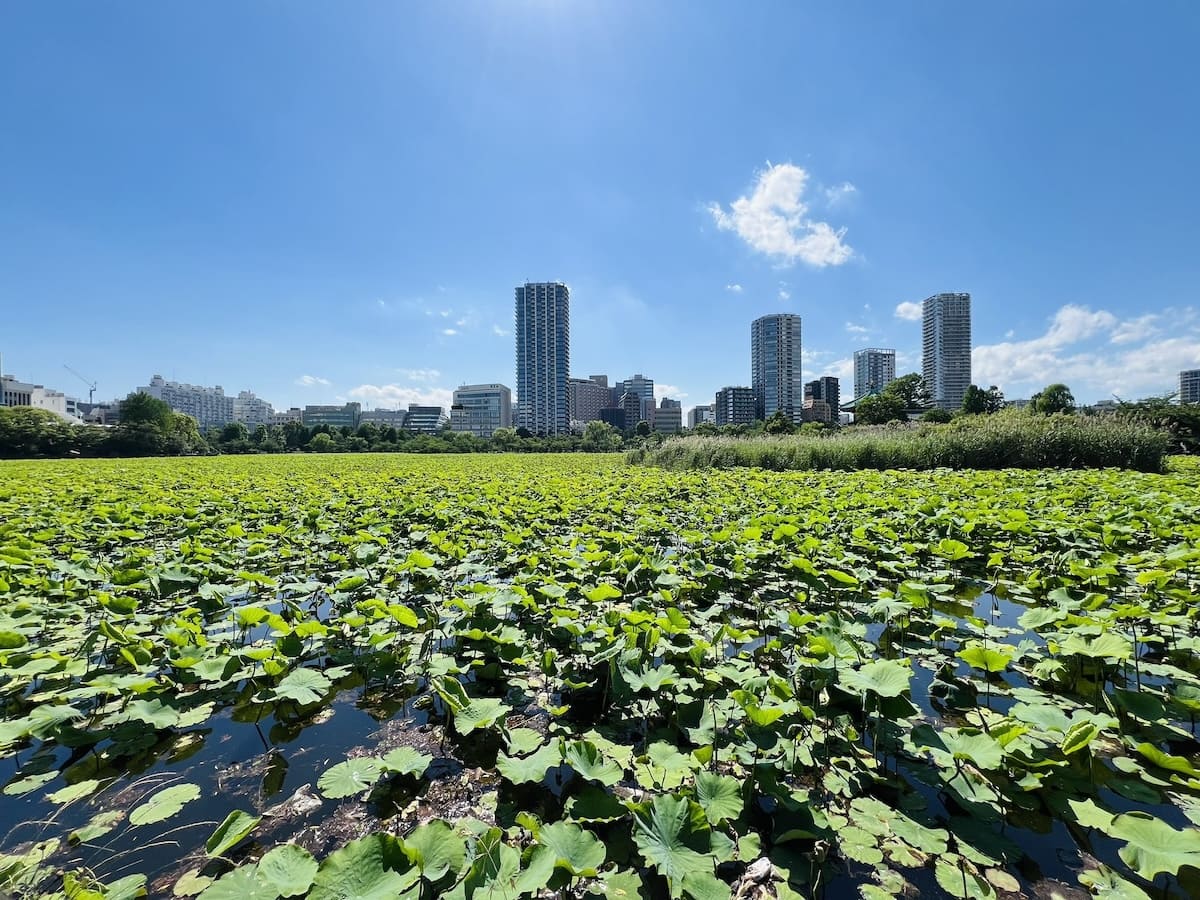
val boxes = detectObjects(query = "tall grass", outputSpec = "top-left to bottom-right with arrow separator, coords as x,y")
629,412 -> 1168,472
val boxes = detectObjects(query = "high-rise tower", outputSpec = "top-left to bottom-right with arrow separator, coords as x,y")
751,313 -> 803,421
922,293 -> 972,411
515,282 -> 570,435
853,348 -> 896,399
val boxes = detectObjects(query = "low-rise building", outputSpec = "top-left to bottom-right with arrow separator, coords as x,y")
715,387 -> 756,427
804,377 -> 841,417
233,391 -> 274,428
1,374 -> 71,420
302,403 -> 361,429
270,408 -> 303,426
802,399 -> 833,424
405,405 -> 447,434
359,408 -> 408,427
450,384 -> 512,438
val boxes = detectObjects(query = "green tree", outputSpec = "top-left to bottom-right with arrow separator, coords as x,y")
983,385 -> 1006,414
961,385 -> 988,415
882,373 -> 930,410
922,407 -> 954,423
220,421 -> 249,443
1032,383 -> 1075,415
854,393 -> 906,425
308,433 -> 336,452
119,392 -> 173,430
581,420 -> 623,452
634,421 -> 652,438
764,410 -> 797,434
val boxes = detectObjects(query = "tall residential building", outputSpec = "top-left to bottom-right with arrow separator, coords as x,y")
715,387 -> 757,427
233,391 -> 274,428
302,403 -> 361,429
450,383 -> 512,438
140,374 -> 235,429
922,293 -> 972,411
687,404 -> 716,428
804,377 -> 841,416
853,348 -> 896,399
515,281 -> 570,435
1182,369 -> 1200,404
751,314 -> 803,421
653,398 -> 682,434
568,376 -> 610,424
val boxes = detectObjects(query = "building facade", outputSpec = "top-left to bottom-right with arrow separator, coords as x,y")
450,383 -> 512,438
687,404 -> 716,428
922,293 -> 972,411
853,348 -> 896,400
618,391 -> 644,429
1181,369 -> 1200,405
233,391 -> 274,428
568,376 -> 610,424
302,403 -> 361,429
515,281 -> 570,435
653,398 -> 682,434
804,377 -> 841,417
616,374 -> 655,420
715,387 -> 757,427
751,314 -> 803,421
405,405 -> 447,435
802,399 -> 833,424
140,375 -> 235,429
359,409 -> 408,427
1,374 -> 70,419
270,408 -> 303,426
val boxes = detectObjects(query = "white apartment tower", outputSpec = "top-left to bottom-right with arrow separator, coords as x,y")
853,348 -> 896,399
922,293 -> 972,411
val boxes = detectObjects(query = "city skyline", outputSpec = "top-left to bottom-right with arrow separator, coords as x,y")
2,5 -> 1198,415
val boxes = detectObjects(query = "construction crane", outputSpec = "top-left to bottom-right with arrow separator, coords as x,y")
63,364 -> 97,404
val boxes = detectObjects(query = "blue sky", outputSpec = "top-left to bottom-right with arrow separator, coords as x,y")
3,1 -> 1199,414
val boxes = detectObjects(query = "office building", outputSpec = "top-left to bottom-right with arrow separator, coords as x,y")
302,403 -> 361,429
599,407 -> 626,432
715,387 -> 757,427
233,391 -> 274,428
270,408 -> 303,426
619,391 -> 644,429
688,404 -> 716,428
140,375 -> 234,429
653,398 -> 682,434
804,377 -> 841,417
803,399 -> 833,424
359,409 -> 408,427
751,314 -> 803,421
922,293 -> 972,411
450,383 -> 512,438
405,405 -> 447,435
616,374 -> 655,420
515,281 -> 570,435
1,373 -> 75,421
1181,369 -> 1200,404
568,376 -> 610,424
853,348 -> 896,399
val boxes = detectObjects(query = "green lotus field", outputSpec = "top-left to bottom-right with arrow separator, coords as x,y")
2,454 -> 1200,899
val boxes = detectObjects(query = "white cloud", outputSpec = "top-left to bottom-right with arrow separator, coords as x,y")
826,357 -> 855,381
654,383 -> 688,401
725,283 -> 743,293
399,368 -> 441,382
894,301 -> 923,321
708,162 -> 853,267
492,324 -> 510,337
1004,329 -> 1015,338
442,328 -> 458,336
348,384 -> 455,409
973,304 -> 1200,400
1110,313 -> 1160,345
778,289 -> 791,301
845,322 -> 868,335
295,374 -> 330,387
824,182 -> 858,206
